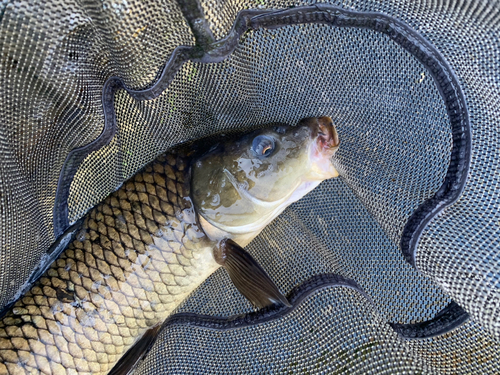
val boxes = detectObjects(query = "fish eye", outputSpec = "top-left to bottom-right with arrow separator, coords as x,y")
252,135 -> 276,158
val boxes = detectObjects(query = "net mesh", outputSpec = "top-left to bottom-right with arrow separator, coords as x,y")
1,0 -> 499,373
140,285 -> 433,375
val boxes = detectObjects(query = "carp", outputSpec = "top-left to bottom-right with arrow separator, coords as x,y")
0,117 -> 339,375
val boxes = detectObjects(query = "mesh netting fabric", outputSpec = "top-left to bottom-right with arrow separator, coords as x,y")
197,0 -> 500,339
171,199 -> 499,374
1,0 -> 500,374
139,283 -> 433,375
68,19 -> 455,327
0,0 -> 194,308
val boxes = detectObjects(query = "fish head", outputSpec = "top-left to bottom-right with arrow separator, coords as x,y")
192,116 -> 340,242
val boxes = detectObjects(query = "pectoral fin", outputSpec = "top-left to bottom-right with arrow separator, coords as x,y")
214,239 -> 291,309
108,325 -> 161,375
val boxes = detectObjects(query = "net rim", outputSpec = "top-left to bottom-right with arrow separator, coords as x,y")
49,4 -> 472,339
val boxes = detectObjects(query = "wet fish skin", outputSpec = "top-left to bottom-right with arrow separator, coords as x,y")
0,116 -> 340,375
0,151 -> 219,375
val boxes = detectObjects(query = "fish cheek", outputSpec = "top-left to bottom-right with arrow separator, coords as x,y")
192,165 -> 223,206
219,179 -> 243,208
194,172 -> 243,226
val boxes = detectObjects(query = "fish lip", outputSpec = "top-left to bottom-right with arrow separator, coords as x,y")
299,116 -> 340,154
315,116 -> 340,152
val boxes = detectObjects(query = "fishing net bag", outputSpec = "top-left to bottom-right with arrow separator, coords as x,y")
0,0 -> 499,373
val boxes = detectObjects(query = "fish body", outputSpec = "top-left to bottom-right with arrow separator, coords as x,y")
0,117 -> 339,374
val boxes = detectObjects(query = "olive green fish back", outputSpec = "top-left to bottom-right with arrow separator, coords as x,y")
1,0 -> 500,374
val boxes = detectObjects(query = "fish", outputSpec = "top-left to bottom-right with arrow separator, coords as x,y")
0,116 -> 340,375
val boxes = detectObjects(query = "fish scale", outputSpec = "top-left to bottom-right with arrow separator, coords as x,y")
0,117 -> 340,375
0,151 -> 220,375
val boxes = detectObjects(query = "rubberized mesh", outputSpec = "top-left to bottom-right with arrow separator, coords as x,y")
0,0 -> 194,308
139,285 -> 432,375
1,0 -> 500,374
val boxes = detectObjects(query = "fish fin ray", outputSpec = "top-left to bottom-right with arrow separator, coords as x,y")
216,239 -> 291,309
108,325 -> 161,375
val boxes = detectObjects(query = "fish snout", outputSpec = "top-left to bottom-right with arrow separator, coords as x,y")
311,116 -> 340,155
317,116 -> 339,150
297,116 -> 340,155
298,116 -> 340,178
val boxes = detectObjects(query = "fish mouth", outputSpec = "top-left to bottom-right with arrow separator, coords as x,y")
314,116 -> 340,154
297,116 -> 340,155
296,116 -> 340,179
